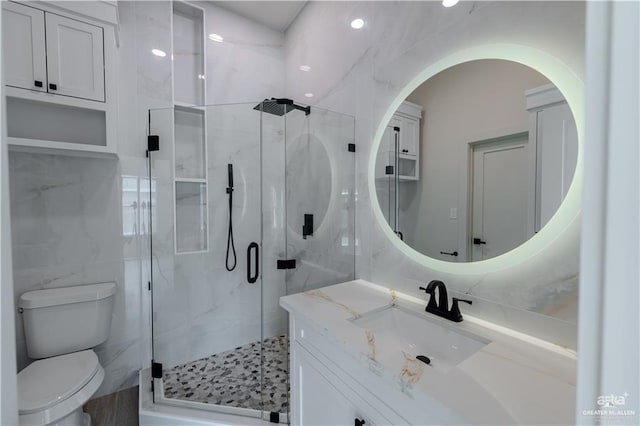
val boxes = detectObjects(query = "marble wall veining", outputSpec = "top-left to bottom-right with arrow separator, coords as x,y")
285,1 -> 585,348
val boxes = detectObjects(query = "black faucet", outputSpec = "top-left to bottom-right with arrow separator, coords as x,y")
419,280 -> 472,322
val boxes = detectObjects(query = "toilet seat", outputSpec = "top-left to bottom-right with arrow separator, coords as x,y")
18,350 -> 104,426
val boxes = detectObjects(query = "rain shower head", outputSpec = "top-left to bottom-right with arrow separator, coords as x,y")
254,98 -> 311,116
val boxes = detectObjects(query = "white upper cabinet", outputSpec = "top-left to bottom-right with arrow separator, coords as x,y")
2,1 -> 105,102
395,101 -> 422,157
3,1 -> 117,156
2,2 -> 47,92
399,115 -> 419,156
45,13 -> 105,102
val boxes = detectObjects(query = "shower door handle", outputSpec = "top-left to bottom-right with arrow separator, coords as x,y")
247,242 -> 259,284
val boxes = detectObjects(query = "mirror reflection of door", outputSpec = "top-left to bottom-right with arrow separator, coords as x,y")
470,134 -> 529,261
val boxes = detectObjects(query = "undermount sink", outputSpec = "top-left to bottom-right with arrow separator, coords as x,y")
351,305 -> 490,372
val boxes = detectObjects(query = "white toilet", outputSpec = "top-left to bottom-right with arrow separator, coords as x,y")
17,282 -> 116,426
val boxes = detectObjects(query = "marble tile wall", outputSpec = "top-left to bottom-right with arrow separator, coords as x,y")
284,1 -> 585,348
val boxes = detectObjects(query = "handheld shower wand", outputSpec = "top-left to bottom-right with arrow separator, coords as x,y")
225,164 -> 237,271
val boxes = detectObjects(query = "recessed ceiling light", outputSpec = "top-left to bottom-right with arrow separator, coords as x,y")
208,33 -> 224,42
442,0 -> 459,7
350,18 -> 365,29
151,49 -> 166,57
299,65 -> 311,72
304,93 -> 314,98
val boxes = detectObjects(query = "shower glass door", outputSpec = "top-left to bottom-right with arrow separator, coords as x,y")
148,102 -> 276,418
146,100 -> 355,422
283,106 -> 357,294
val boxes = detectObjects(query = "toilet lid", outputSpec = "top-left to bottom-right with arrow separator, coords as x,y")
18,350 -> 100,414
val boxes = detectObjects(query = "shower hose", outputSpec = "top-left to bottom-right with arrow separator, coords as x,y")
226,185 -> 237,271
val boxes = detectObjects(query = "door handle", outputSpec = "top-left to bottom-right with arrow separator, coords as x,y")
247,242 -> 259,284
473,238 -> 487,245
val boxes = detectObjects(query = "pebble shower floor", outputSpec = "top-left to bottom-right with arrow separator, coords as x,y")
163,335 -> 289,414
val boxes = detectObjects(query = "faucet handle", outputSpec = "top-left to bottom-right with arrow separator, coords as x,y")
449,297 -> 472,322
419,285 -> 438,311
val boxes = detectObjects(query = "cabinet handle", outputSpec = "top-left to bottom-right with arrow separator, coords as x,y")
34,80 -> 43,88
402,149 -> 409,153
49,83 -> 57,90
355,418 -> 366,426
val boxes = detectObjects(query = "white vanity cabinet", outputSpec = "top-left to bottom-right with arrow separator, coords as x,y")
290,316 -> 436,426
3,1 -> 105,102
2,0 -> 118,156
292,343 -> 381,426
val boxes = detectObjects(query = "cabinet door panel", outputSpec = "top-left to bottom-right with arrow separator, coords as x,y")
400,116 -> 419,156
45,13 -> 104,101
293,345 -> 364,426
2,2 -> 46,92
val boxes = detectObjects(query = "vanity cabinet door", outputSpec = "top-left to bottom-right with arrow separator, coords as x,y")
45,13 -> 105,101
2,1 -> 47,92
291,342 -> 389,426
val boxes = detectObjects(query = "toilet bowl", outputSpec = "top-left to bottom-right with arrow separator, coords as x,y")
18,351 -> 104,426
17,283 -> 116,426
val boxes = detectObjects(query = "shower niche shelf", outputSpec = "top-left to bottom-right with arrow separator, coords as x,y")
174,106 -> 206,179
170,0 -> 208,255
173,106 -> 208,255
173,1 -> 205,106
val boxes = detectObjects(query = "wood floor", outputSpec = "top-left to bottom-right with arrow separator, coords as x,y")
84,386 -> 138,426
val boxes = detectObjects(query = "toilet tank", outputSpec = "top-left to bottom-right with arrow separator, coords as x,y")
19,282 -> 116,359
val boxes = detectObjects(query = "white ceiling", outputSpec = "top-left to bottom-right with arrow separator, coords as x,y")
212,1 -> 308,33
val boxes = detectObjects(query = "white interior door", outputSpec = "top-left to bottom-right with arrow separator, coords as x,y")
2,2 -> 46,92
471,135 -> 530,261
45,13 -> 104,101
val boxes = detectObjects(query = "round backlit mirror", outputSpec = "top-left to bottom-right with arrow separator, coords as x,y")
373,58 -> 579,263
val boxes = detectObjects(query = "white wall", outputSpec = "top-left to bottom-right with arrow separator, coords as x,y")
1,3 -> 19,423
403,59 -> 550,259
285,0 -> 585,348
576,1 -> 639,423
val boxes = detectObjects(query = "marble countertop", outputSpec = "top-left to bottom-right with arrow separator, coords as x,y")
280,279 -> 577,425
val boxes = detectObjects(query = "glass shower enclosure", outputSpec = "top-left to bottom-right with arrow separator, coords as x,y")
146,99 -> 355,421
